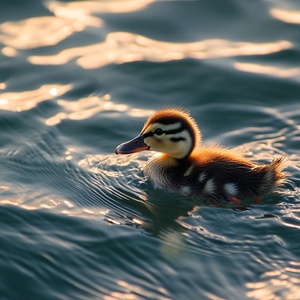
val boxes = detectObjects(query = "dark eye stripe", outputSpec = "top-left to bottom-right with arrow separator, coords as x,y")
170,137 -> 186,142
143,132 -> 154,138
164,127 -> 183,135
143,127 -> 183,138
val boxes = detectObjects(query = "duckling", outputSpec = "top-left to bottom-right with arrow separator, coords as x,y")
115,107 -> 286,203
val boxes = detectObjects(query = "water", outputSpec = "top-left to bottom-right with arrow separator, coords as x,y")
0,0 -> 300,299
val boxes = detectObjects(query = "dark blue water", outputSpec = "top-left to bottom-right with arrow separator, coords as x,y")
1,1 -> 300,299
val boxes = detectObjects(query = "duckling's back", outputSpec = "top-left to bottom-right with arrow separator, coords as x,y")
145,148 -> 286,202
188,155 -> 285,201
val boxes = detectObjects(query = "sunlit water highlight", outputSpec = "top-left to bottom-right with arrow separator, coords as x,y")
0,0 -> 300,299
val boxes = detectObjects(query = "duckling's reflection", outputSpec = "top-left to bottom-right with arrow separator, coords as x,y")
75,152 -> 200,235
68,152 -> 264,236
140,187 -> 197,235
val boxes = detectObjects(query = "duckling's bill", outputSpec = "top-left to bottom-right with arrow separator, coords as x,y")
115,134 -> 149,154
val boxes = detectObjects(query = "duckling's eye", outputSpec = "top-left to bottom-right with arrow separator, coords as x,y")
154,128 -> 164,136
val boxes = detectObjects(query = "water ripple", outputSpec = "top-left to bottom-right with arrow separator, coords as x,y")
1,0 -> 300,298
0,15 -> 101,50
28,32 -> 292,69
271,8 -> 300,25
247,262 -> 300,300
0,84 -> 72,112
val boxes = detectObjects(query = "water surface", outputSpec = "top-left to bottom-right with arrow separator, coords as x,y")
0,1 -> 300,299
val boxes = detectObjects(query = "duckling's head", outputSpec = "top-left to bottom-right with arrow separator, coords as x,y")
115,107 -> 201,159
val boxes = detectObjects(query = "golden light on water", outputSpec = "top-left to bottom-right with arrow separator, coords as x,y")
103,280 -> 170,300
1,46 -> 17,57
27,32 -> 292,69
49,0 -> 154,15
235,62 -> 300,78
0,0 -> 153,51
46,94 -> 155,126
0,84 -> 73,112
271,8 -> 300,24
247,262 -> 300,300
46,94 -> 116,126
0,16 -> 101,50
0,0 -> 295,82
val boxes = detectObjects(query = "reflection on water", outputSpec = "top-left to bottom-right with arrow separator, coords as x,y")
0,0 -> 154,51
0,0 -> 294,79
49,0 -> 154,15
0,0 -> 300,299
271,8 -> 300,24
103,280 -> 170,300
0,0 -> 298,81
235,62 -> 300,78
0,84 -> 72,112
247,262 -> 300,300
0,84 -> 154,121
46,94 -> 154,126
0,16 -> 101,50
28,32 -> 292,69
46,94 -> 123,126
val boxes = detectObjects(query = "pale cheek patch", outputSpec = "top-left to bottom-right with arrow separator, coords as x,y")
163,131 -> 192,159
223,183 -> 238,196
169,130 -> 189,140
203,178 -> 215,194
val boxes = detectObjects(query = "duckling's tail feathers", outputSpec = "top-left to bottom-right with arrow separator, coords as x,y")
257,156 -> 287,195
269,156 -> 287,183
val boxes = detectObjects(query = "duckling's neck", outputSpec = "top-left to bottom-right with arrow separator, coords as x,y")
154,153 -> 191,166
143,153 -> 191,191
